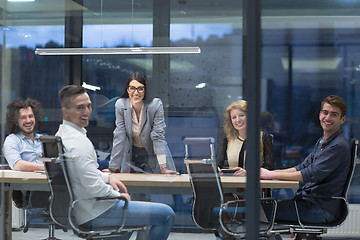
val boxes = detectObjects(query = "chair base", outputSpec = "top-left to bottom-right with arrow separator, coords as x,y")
44,222 -> 61,240
294,233 -> 322,240
261,233 -> 283,240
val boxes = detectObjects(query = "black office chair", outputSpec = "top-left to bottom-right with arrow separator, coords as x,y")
39,135 -> 145,240
272,138 -> 359,240
12,191 -> 59,236
10,170 -> 66,239
183,137 -> 277,239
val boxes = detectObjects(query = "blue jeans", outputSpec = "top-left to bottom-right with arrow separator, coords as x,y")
265,198 -> 335,224
82,200 -> 175,240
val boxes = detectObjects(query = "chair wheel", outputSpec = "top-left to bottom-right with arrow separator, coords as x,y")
55,224 -> 68,232
23,225 -> 29,233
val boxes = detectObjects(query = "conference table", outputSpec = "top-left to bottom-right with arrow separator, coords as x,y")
0,170 -> 298,240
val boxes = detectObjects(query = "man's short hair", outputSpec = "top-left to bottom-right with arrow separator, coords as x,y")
321,95 -> 347,118
6,98 -> 43,134
59,85 -> 86,108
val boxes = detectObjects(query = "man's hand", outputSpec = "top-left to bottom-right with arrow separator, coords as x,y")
259,167 -> 273,179
120,193 -> 131,201
260,167 -> 303,181
13,160 -> 44,172
108,174 -> 128,193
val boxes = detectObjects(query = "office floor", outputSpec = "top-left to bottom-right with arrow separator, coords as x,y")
11,228 -> 360,240
11,228 -> 217,240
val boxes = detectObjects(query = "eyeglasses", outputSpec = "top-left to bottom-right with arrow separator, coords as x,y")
128,86 -> 145,93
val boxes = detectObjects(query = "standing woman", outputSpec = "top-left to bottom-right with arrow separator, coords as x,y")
108,72 -> 177,174
217,100 -> 273,175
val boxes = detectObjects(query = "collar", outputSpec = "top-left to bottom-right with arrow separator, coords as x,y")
237,136 -> 245,142
16,131 -> 40,141
130,101 -> 144,111
320,130 -> 341,148
62,120 -> 87,135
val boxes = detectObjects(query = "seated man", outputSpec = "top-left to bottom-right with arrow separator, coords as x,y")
56,85 -> 174,240
260,95 -> 350,224
2,98 -> 48,208
3,98 -> 44,171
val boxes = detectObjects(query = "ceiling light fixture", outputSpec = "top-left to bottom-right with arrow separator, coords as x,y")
35,47 -> 201,55
35,0 -> 200,56
7,0 -> 35,2
82,82 -> 101,91
195,83 -> 206,89
281,58 -> 342,72
34,0 -> 200,56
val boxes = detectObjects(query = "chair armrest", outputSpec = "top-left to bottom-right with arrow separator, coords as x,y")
70,196 -> 129,215
221,197 -> 276,213
70,196 -> 130,234
294,194 -> 346,201
294,193 -> 348,211
96,196 -> 129,210
218,197 -> 277,238
293,194 -> 347,228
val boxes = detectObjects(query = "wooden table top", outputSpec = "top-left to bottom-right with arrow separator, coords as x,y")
0,170 -> 47,184
0,170 -> 299,189
113,173 -> 299,189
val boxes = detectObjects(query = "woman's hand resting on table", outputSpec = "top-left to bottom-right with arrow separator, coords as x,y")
160,168 -> 179,175
218,167 -> 246,176
233,167 -> 247,176
102,168 -> 119,173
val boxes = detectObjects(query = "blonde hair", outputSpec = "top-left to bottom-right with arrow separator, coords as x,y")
224,99 -> 264,151
224,100 -> 247,140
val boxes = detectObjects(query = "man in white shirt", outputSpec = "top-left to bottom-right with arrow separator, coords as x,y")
56,85 -> 174,240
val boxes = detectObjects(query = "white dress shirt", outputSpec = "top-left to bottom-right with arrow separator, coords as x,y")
56,120 -> 120,225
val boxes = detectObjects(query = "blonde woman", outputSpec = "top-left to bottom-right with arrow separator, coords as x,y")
217,100 -> 273,175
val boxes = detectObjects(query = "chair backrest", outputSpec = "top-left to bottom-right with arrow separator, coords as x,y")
183,137 -> 224,229
327,138 -> 359,227
6,152 -> 50,210
11,190 -> 50,210
41,135 -> 138,238
40,135 -> 72,229
344,138 -> 359,199
295,138 -> 359,228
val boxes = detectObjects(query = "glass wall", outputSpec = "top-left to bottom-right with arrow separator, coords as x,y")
261,2 -> 360,202
1,0 -> 360,238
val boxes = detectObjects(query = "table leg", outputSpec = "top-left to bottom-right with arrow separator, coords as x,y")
4,189 -> 12,240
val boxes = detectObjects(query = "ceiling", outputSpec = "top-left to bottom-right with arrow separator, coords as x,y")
1,0 -> 360,29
